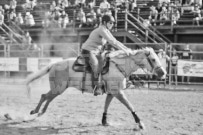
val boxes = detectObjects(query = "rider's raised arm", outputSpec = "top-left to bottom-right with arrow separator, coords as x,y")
100,28 -> 129,52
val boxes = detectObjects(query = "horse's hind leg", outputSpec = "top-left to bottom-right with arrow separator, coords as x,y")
30,92 -> 48,115
38,93 -> 59,116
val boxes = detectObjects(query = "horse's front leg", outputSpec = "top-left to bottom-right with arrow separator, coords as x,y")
114,90 -> 145,130
102,94 -> 114,126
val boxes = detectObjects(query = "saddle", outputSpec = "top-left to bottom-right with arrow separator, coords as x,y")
72,52 -> 110,75
72,52 -> 110,94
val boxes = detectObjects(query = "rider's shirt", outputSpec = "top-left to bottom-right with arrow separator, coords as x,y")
82,25 -> 122,52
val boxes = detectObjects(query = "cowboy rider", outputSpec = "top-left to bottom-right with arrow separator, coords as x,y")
81,14 -> 131,96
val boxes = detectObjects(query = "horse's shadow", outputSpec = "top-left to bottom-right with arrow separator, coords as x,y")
0,122 -> 59,135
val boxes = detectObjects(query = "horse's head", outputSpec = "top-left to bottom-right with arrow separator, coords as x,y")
130,48 -> 167,79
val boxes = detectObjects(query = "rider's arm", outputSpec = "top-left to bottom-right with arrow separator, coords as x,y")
100,28 -> 129,52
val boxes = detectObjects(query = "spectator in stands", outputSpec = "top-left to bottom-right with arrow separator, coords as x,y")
42,11 -> 52,28
96,8 -> 103,25
8,9 -> 16,23
171,48 -> 179,86
88,0 -> 95,9
22,0 -> 34,11
76,8 -> 86,28
30,0 -> 37,10
0,6 -> 4,15
180,44 -> 193,84
99,0 -> 111,13
60,10 -> 69,28
149,5 -> 158,26
61,0 -> 70,9
115,0 -> 125,10
131,0 -> 137,11
75,0 -> 86,8
10,0 -> 17,11
171,7 -> 180,25
21,31 -> 32,48
156,3 -> 162,25
181,0 -> 194,15
50,1 -> 57,13
56,0 -> 64,11
160,6 -> 168,25
191,4 -> 202,26
86,8 -> 97,27
15,12 -> 24,26
24,12 -> 35,27
0,11 -> 4,26
4,4 -> 10,24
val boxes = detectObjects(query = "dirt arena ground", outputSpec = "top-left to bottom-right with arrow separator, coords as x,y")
0,83 -> 202,135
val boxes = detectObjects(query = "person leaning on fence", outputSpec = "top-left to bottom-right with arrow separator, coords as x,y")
180,44 -> 193,84
171,48 -> 179,86
81,14 -> 131,96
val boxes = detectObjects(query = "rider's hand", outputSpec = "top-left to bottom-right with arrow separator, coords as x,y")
125,49 -> 132,56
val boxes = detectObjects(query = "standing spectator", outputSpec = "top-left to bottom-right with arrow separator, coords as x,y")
180,44 -> 193,84
192,4 -> 201,26
15,12 -> 24,26
149,5 -> 158,26
76,8 -> 86,28
10,0 -> 17,11
171,48 -> 179,85
157,49 -> 170,87
24,12 -> 35,27
0,11 -> 4,26
99,0 -> 111,13
86,8 -> 97,27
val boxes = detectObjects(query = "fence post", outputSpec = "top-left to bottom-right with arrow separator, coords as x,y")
125,9 -> 128,31
169,43 -> 172,88
145,29 -> 148,42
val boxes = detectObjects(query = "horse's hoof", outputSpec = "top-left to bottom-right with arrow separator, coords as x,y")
138,121 -> 145,130
30,110 -> 35,115
102,122 -> 110,126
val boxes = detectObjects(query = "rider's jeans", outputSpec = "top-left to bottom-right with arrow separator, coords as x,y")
81,49 -> 101,78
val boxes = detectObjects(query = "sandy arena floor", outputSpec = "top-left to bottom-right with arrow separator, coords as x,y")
0,84 -> 202,135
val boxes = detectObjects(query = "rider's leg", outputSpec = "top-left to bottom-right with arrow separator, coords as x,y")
89,52 -> 103,95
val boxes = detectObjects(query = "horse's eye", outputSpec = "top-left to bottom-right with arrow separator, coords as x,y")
151,58 -> 156,62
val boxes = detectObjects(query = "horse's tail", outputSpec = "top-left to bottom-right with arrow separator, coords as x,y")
25,64 -> 53,98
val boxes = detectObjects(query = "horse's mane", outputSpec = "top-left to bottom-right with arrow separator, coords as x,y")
109,47 -> 152,58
